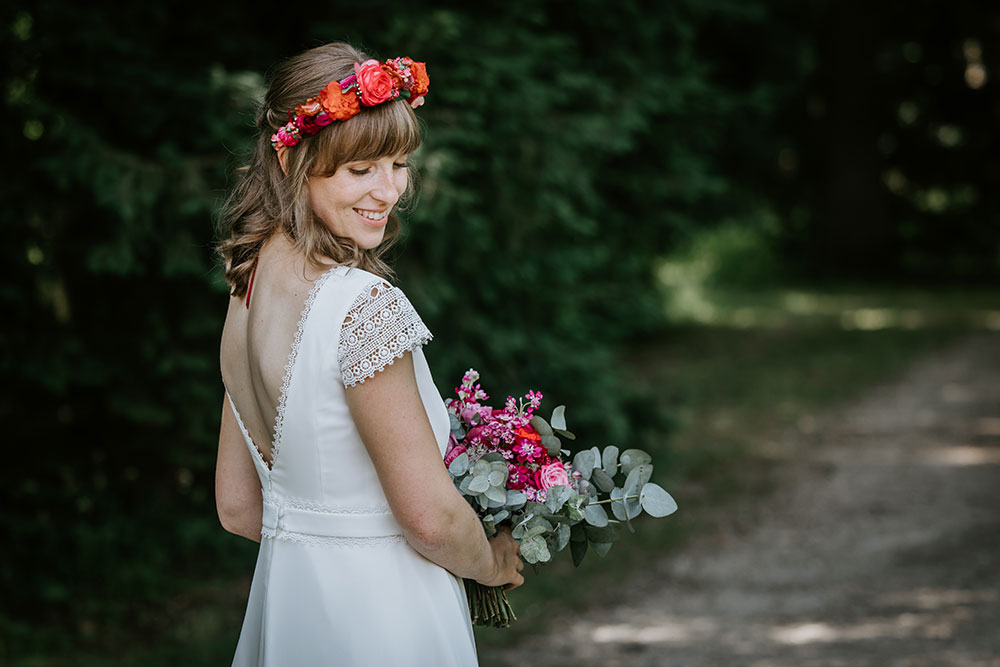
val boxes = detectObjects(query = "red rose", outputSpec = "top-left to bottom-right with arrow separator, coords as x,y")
354,59 -> 397,106
319,82 -> 360,121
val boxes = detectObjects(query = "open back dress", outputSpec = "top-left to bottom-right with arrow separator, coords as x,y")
223,265 -> 477,666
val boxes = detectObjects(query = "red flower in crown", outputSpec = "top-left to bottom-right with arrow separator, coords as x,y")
319,81 -> 361,121
409,61 -> 430,97
354,59 -> 397,106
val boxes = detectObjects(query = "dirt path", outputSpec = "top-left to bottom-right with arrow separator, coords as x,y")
493,333 -> 1000,667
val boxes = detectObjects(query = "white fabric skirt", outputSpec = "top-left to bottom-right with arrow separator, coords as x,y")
233,537 -> 478,666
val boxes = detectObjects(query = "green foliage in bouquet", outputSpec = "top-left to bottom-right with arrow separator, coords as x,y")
444,372 -> 677,627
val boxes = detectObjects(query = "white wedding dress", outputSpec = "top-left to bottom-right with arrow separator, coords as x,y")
225,265 -> 478,666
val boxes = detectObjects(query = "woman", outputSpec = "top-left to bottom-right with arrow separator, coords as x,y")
214,42 -> 523,666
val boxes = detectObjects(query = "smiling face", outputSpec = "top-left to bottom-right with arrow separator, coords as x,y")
307,155 -> 410,249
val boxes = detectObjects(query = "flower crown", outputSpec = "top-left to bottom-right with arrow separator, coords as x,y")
270,56 -> 429,151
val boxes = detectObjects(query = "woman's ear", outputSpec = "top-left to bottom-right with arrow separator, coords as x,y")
276,146 -> 289,175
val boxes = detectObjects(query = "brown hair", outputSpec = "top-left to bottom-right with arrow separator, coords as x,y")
217,42 -> 423,297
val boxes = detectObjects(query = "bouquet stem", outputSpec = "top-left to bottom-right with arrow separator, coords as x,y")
463,579 -> 516,628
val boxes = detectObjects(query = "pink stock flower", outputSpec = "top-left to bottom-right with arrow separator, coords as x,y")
444,444 -> 467,467
512,440 -> 544,463
464,424 -> 487,444
354,59 -> 397,106
534,461 -> 571,491
507,464 -> 532,490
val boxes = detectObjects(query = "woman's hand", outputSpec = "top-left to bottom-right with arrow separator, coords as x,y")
477,526 -> 525,590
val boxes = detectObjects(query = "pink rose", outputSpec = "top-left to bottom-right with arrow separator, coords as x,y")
534,461 -> 570,491
354,59 -> 396,106
444,444 -> 467,467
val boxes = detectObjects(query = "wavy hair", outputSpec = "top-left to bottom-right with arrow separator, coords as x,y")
217,42 -> 423,297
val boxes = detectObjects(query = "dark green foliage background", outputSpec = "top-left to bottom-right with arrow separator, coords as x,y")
2,0 -> 997,654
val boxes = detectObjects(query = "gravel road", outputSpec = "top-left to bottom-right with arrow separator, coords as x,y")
493,333 -> 1000,667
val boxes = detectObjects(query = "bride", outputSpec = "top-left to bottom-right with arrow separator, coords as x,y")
213,42 -> 523,666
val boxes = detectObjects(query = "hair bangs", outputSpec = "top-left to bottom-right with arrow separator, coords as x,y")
312,100 -> 422,176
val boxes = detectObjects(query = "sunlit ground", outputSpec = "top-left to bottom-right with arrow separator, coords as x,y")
658,260 -> 1000,331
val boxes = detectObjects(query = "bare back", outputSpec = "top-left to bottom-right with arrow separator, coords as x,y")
219,234 -> 335,466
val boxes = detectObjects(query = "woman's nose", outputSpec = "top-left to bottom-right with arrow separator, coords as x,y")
370,164 -> 401,205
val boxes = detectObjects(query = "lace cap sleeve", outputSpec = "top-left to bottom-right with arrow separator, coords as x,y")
337,278 -> 433,388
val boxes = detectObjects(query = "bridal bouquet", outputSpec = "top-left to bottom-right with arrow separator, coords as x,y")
444,369 -> 677,627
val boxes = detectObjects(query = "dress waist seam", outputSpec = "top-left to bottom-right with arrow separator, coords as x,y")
261,499 -> 404,539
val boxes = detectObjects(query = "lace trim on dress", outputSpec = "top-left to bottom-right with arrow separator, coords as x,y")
338,279 -> 432,388
284,497 -> 393,515
268,267 -> 340,469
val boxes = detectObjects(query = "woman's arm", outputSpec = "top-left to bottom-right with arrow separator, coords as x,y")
346,352 -> 523,588
215,394 -> 263,542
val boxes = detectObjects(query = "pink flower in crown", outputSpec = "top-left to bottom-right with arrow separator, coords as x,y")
272,122 -> 300,147
354,59 -> 397,106
534,460 -> 571,491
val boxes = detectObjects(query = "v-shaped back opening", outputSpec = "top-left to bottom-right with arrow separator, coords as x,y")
220,258 -> 341,471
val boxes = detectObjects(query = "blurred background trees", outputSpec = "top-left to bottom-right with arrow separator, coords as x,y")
2,0 -> 997,659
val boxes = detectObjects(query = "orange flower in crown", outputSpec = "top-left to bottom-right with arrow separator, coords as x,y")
270,55 -> 430,151
319,82 -> 361,121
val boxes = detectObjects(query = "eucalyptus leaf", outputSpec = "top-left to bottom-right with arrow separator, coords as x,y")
640,483 -> 678,517
591,467 -> 615,493
472,460 -> 491,476
476,494 -> 489,509
488,470 -> 506,487
556,522 -> 571,551
530,415 -> 553,436
505,490 -> 527,508
448,452 -> 470,476
592,542 -> 614,557
626,492 -> 643,520
570,523 -> 587,542
458,476 -> 472,494
550,405 -> 567,431
624,463 -> 652,496
570,536 -> 588,567
523,516 -> 553,538
590,447 -> 601,470
620,448 -> 652,475
541,435 -> 561,455
468,475 -> 490,494
492,509 -> 509,524
512,522 -> 526,539
484,485 -> 506,504
449,413 -> 461,432
572,450 -> 596,479
545,485 -> 573,513
583,522 -> 616,543
610,487 -> 627,521
481,515 -> 497,537
482,452 -> 505,464
583,503 -> 609,527
519,535 -> 550,564
602,445 -> 619,475
554,429 -> 576,440
565,494 -> 586,521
